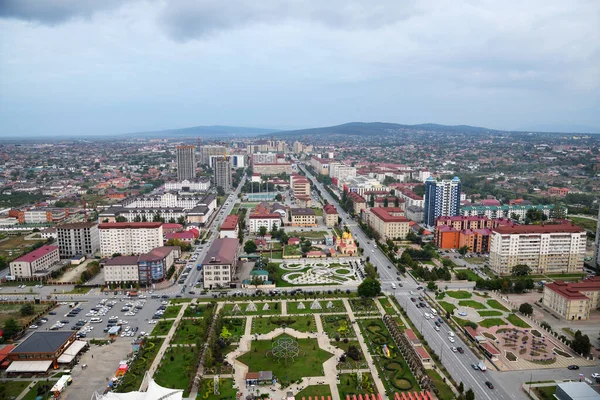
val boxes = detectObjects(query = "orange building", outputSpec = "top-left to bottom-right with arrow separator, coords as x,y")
434,215 -> 513,252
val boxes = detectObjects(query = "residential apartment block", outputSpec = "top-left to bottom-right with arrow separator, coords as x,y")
461,204 -> 555,220
323,204 -> 339,227
543,277 -> 600,321
103,256 -> 140,284
423,177 -> 461,227
98,222 -> 164,257
434,216 -> 516,252
198,145 -> 226,165
489,223 -> 586,275
56,222 -> 100,258
201,238 -> 239,289
252,163 -> 293,176
348,192 -> 367,215
137,246 -> 181,285
164,179 -> 210,192
290,208 -> 317,227
310,156 -> 330,175
9,245 -> 60,279
176,145 -> 196,182
366,207 -> 410,240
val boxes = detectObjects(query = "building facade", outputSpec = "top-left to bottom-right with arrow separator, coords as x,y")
98,222 -> 164,257
323,204 -> 338,227
252,163 -> 293,175
460,204 -> 556,220
290,208 -> 317,227
9,245 -> 60,279
199,145 -> 226,165
103,256 -> 140,284
164,179 -> 210,192
214,157 -> 232,191
594,206 -> 600,270
543,277 -> 600,320
137,246 -> 180,285
56,222 -> 100,258
201,238 -> 239,289
489,223 -> 586,275
220,215 -> 239,239
348,192 -> 367,215
367,207 -> 410,240
423,177 -> 461,227
176,145 -> 196,182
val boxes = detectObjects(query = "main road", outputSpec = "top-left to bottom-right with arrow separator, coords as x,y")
299,164 -> 517,400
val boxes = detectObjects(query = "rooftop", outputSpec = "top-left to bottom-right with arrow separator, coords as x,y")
138,246 -> 179,262
104,256 -> 139,266
291,208 -> 316,216
221,215 -> 239,230
56,222 -> 97,229
201,238 -> 238,265
370,207 -> 409,223
99,222 -> 162,229
12,331 -> 74,354
323,204 -> 338,214
556,382 -> 600,400
494,222 -> 584,235
12,245 -> 58,264
545,277 -> 600,301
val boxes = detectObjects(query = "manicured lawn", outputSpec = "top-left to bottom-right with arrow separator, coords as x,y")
438,301 -> 456,314
163,305 -> 182,318
377,297 -> 396,314
287,300 -> 344,314
458,300 -> 487,310
446,290 -> 472,299
287,230 -> 328,239
295,385 -> 331,400
251,315 -> 315,334
321,315 -> 356,339
184,303 -> 215,318
311,208 -> 323,216
268,251 -> 283,259
478,310 -> 503,317
426,370 -> 454,400
223,318 -> 246,338
63,287 -> 92,294
455,268 -> 479,281
284,245 -> 303,256
172,319 -> 208,344
154,346 -> 198,396
533,385 -> 557,399
464,257 -> 486,264
197,378 -> 237,400
151,320 -> 174,336
479,318 -> 507,328
170,297 -> 193,304
507,313 -> 531,328
21,380 -> 58,400
115,338 -> 164,392
0,380 -> 30,399
486,299 -> 509,312
349,298 -> 379,314
223,302 -> 281,315
237,334 -> 332,386
569,217 -> 596,232
338,373 -> 376,398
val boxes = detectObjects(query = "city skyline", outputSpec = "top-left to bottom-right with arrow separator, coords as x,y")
1,1 -> 599,137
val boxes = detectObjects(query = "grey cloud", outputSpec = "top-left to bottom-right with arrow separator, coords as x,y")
160,0 -> 421,41
0,0 -> 128,25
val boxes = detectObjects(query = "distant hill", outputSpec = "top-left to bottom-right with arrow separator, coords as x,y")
127,125 -> 278,138
271,122 -> 500,137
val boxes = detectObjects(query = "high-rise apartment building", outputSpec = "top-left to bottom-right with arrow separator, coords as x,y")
56,222 -> 100,258
176,145 -> 196,182
423,177 -> 461,227
199,145 -> 226,165
489,223 -> 586,275
98,222 -> 164,257
214,157 -> 232,191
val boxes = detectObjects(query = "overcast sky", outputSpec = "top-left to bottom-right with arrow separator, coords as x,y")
1,0 -> 599,137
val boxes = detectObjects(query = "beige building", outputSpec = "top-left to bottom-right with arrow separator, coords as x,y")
103,256 -> 139,284
489,223 -> 586,276
310,156 -> 330,175
543,277 -> 600,320
323,204 -> 338,227
348,192 -> 367,215
201,238 -> 239,289
99,222 -> 164,257
367,207 -> 410,240
253,163 -> 292,176
290,208 -> 317,227
9,245 -> 60,279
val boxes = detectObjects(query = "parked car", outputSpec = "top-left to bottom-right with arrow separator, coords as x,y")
457,347 -> 464,354
567,365 -> 579,370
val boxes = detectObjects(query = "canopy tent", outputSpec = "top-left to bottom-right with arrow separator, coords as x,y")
6,360 -> 53,373
92,377 -> 183,400
57,340 -> 88,363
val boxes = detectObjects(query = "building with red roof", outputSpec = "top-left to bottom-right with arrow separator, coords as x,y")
165,231 -> 195,244
220,215 -> 239,239
366,207 -> 410,240
490,222 -> 586,275
161,223 -> 183,234
323,204 -> 338,227
347,192 -> 367,215
9,245 -> 60,279
543,277 -> 600,320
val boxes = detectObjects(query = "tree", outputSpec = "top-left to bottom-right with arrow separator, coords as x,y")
115,216 -> 127,222
275,193 -> 282,201
458,382 -> 464,393
427,281 -> 438,291
511,264 -> 531,277
168,217 -> 176,224
219,326 -> 232,340
20,304 -> 35,316
524,278 -> 535,290
458,245 -> 469,256
465,389 -> 475,400
2,318 -> 20,340
177,216 -> 186,225
571,331 -> 591,355
357,278 -> 381,297
510,213 -> 520,221
258,226 -> 268,237
244,240 -> 257,254
368,194 -> 375,208
526,208 -> 547,223
519,303 -> 533,316
216,186 -> 225,196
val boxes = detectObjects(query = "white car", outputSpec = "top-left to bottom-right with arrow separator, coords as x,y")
451,347 -> 458,352
592,373 -> 600,379
434,326 -> 440,331
148,320 -> 158,324
29,324 -> 39,329
448,336 -> 455,343
448,331 -> 455,337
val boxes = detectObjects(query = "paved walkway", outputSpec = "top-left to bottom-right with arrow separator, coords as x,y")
140,300 -> 191,391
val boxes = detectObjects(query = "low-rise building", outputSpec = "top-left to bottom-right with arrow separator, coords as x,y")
6,331 -> 77,372
323,204 -> 338,227
103,256 -> 140,284
347,192 -> 367,215
201,238 -> 239,289
367,207 -> 410,240
220,215 -> 239,239
248,203 -> 283,233
543,277 -> 600,321
290,208 -> 317,227
252,163 -> 292,176
99,222 -> 164,257
137,246 -> 181,285
9,245 -> 60,279
489,223 -> 586,275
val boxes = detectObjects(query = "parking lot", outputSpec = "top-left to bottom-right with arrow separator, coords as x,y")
25,295 -> 165,339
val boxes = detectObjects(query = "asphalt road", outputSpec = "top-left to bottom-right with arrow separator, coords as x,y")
299,164 -> 515,400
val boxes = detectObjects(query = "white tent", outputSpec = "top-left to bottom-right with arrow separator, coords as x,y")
6,360 -> 53,373
58,340 -> 88,363
92,377 -> 183,400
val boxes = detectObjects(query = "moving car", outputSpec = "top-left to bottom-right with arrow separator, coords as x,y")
485,381 -> 494,389
471,364 -> 479,371
457,347 -> 464,354
567,365 -> 579,370
448,336 -> 455,343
